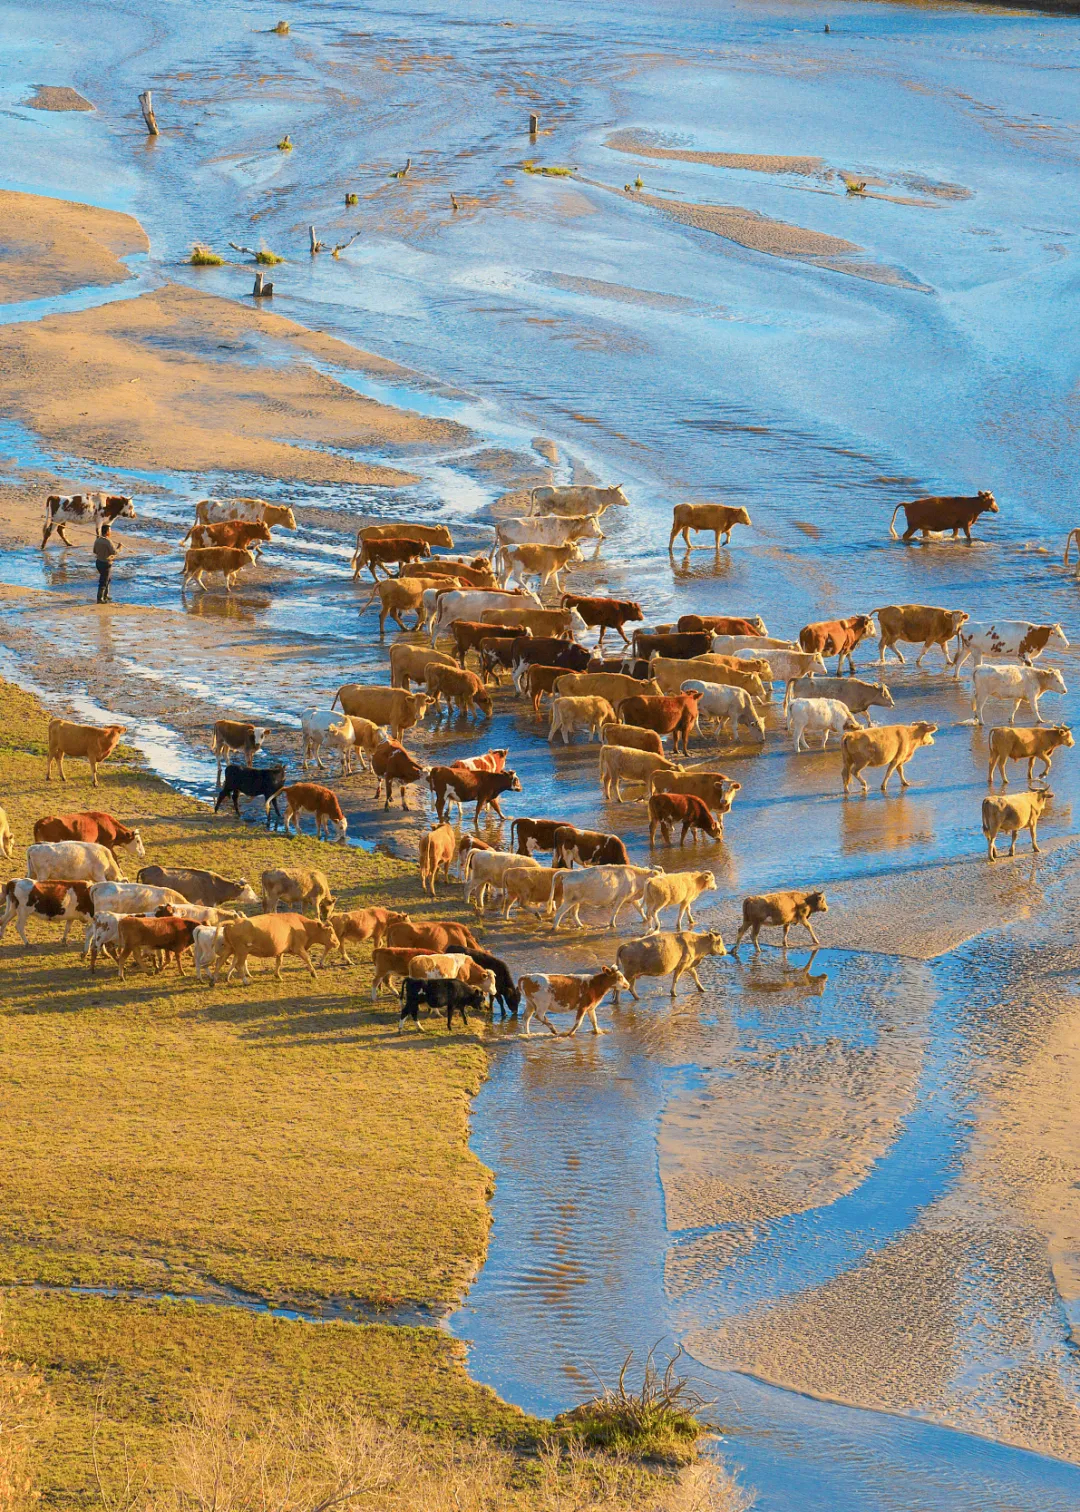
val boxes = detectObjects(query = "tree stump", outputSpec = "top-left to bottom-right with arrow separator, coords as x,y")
253,272 -> 273,297
138,91 -> 159,136
529,113 -> 539,136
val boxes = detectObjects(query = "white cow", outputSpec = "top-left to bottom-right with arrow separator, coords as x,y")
953,621 -> 1069,676
494,515 -> 603,549
89,882 -> 189,918
737,648 -> 828,704
972,664 -> 1067,726
431,589 -> 541,644
787,697 -> 860,752
641,870 -> 717,934
192,924 -> 225,980
406,954 -> 497,998
528,484 -> 630,517
300,710 -> 363,773
711,635 -> 799,656
461,849 -> 541,911
0,879 -> 90,946
549,864 -> 660,931
27,841 -> 125,885
680,680 -> 765,740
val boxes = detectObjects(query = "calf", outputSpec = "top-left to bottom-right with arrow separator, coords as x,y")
136,866 -> 258,908
419,823 -> 456,895
181,546 -> 256,592
261,867 -> 335,921
561,594 -> 644,650
353,536 -> 431,580
33,811 -> 144,859
46,720 -> 125,786
444,946 -> 521,1017
734,890 -> 829,952
841,722 -> 937,794
425,664 -> 493,720
214,763 -> 287,827
399,977 -> 485,1031
428,766 -> 522,825
798,616 -> 877,676
275,783 -> 347,843
98,913 -> 198,980
182,520 -> 271,553
669,502 -> 751,550
640,870 -> 716,934
406,953 -> 497,997
522,663 -> 579,713
617,692 -> 702,755
372,741 -> 427,810
615,930 -> 727,999
324,907 -> 410,965
599,745 -> 681,802
648,793 -> 722,845
982,789 -> 1049,860
212,720 -> 270,780
519,966 -> 630,1037
548,695 -> 617,745
787,697 -> 860,752
987,726 -> 1074,788
889,490 -> 998,542
600,723 -> 665,757
0,879 -> 93,947
371,945 -> 425,998
552,826 -> 631,868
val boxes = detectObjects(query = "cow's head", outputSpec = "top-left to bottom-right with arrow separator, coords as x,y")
1039,668 -> 1068,696
105,495 -> 136,519
601,486 -> 630,508
237,881 -> 259,905
1052,727 -> 1075,749
703,931 -> 727,958
911,722 -> 938,747
124,830 -> 146,860
1048,624 -> 1069,650
873,684 -> 895,707
264,504 -> 297,529
732,507 -> 752,527
627,603 -> 645,623
806,891 -> 829,915
506,772 -> 523,793
977,491 -> 998,513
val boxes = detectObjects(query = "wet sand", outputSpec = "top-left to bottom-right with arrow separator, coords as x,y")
605,129 -> 826,178
0,189 -> 145,303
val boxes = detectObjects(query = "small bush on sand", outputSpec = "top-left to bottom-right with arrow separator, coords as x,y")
555,1347 -> 707,1465
188,246 -> 223,266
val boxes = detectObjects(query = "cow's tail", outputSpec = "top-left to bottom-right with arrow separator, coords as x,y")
330,687 -> 343,711
461,848 -> 476,881
888,503 -> 904,539
357,581 -> 380,616
1065,528 -> 1080,567
510,819 -> 520,852
551,872 -> 565,910
615,698 -> 630,720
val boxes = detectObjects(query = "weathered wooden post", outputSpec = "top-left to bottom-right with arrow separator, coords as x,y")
529,113 -> 539,136
138,91 -> 159,136
253,272 -> 273,297
309,225 -> 319,254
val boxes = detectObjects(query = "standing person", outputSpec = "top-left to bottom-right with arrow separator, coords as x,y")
93,524 -> 121,604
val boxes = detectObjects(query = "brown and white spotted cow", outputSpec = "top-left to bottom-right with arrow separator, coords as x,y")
519,966 -> 630,1037
41,493 -> 135,548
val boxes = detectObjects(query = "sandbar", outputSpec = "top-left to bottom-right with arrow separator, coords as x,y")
0,189 -> 146,304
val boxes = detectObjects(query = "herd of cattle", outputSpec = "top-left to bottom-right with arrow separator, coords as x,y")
14,483 -> 1075,1029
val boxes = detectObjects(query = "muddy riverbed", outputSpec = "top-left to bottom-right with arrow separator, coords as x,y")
3,0 -> 1080,1505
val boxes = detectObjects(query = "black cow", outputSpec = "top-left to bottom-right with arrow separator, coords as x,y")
445,946 -> 521,1018
214,763 -> 287,828
399,977 -> 485,1031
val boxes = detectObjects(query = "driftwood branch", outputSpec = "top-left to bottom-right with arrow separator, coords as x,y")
138,91 -> 159,135
228,241 -> 261,258
330,231 -> 362,257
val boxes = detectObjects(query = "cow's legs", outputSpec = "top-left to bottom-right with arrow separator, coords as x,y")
1030,817 -> 1041,854
57,524 -> 74,546
297,946 -> 317,979
803,921 -> 822,947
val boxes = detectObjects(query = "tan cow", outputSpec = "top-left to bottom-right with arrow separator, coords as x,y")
425,664 -> 493,719
553,672 -> 663,705
46,720 -> 125,786
668,502 -> 751,550
389,644 -> 458,690
0,806 -> 12,860
357,522 -> 453,549
352,537 -> 431,581
614,930 -> 727,998
181,546 -> 255,592
987,725 -> 1074,788
419,823 -> 456,895
359,575 -> 464,635
650,656 -> 770,703
499,541 -> 582,594
841,722 -> 937,794
502,865 -> 559,920
261,867 -> 335,921
640,870 -> 716,933
599,745 -> 681,802
212,719 -> 270,779
324,907 -> 410,965
481,605 -> 585,638
331,685 -> 430,740
982,789 -> 1049,860
548,696 -> 617,745
734,890 -> 828,952
601,722 -> 665,756
874,604 -> 969,667
214,912 -> 336,984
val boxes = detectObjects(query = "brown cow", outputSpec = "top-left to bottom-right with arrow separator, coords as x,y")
401,556 -> 497,587
451,620 -> 523,666
275,782 -> 347,842
358,522 -> 454,549
734,891 -> 828,953
798,615 -> 877,675
425,664 -> 493,720
889,490 -> 998,542
617,691 -> 702,755
181,520 -> 271,552
324,907 -> 410,965
648,792 -> 721,845
360,575 -> 464,635
874,605 -> 969,667
386,920 -> 481,953
419,823 -> 457,895
631,631 -> 712,661
669,502 -> 752,551
428,766 -> 522,825
510,638 -> 591,684
649,769 -> 741,821
841,722 -> 937,794
371,741 -> 428,810
33,811 -> 143,858
561,594 -> 644,650
478,637 -> 524,685
987,726 -> 1074,788
108,914 -> 197,979
211,719 -> 270,779
46,720 -> 125,786
552,826 -> 631,867
522,664 -> 573,714
511,817 -> 563,856
678,614 -> 768,636
181,546 -> 255,592
370,946 -> 427,999
352,536 -> 432,580
519,966 -> 629,1037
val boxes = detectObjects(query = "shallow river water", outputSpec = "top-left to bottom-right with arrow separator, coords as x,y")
3,0 -> 1080,1505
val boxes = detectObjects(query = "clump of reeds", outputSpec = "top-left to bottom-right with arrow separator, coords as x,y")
188,245 -> 224,266
522,160 -> 575,177
554,1346 -> 709,1466
271,19 -> 290,33
277,134 -> 293,151
345,192 -> 358,206
254,249 -> 284,265
842,173 -> 867,195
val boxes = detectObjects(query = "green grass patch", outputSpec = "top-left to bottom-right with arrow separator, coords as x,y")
521,160 -> 576,178
188,246 -> 223,267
